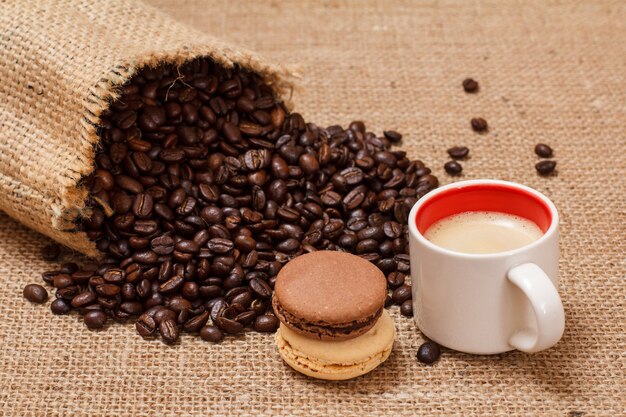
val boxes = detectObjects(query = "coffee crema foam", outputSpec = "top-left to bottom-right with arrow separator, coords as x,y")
424,211 -> 543,254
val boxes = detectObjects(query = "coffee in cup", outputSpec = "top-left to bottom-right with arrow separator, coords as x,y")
423,211 -> 543,254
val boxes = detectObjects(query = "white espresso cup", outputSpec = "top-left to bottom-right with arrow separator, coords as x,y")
408,179 -> 565,354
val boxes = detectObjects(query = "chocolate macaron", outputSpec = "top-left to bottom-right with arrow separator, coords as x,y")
272,250 -> 388,341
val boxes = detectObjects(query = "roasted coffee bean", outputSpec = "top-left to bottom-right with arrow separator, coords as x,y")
200,325 -> 224,343
417,341 -> 441,364
136,314 -> 157,337
400,300 -> 413,317
183,311 -> 210,332
386,272 -> 406,289
535,160 -> 557,175
447,146 -> 469,159
52,274 -> 74,289
159,319 -> 180,344
299,153 -> 320,175
207,238 -> 234,254
444,161 -> 463,175
462,78 -> 479,93
132,193 -> 154,218
103,268 -> 125,284
23,284 -> 48,303
392,284 -> 412,305
470,117 -> 488,132
535,143 -> 553,158
253,314 -> 279,332
249,278 -> 272,298
154,308 -> 177,324
214,316 -> 244,334
383,130 -> 402,143
84,310 -> 107,329
71,291 -> 97,308
40,244 -> 63,263
50,298 -> 71,315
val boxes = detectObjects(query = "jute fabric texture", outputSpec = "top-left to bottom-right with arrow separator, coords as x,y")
0,0 -> 624,416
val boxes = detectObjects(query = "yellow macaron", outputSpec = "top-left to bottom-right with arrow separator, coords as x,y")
275,309 -> 395,380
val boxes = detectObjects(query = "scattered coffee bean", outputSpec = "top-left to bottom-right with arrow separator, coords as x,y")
136,314 -> 157,337
400,300 -> 413,317
200,325 -> 224,343
84,310 -> 107,329
41,243 -> 60,261
253,314 -> 279,332
470,117 -> 488,132
534,143 -> 553,158
50,298 -> 71,315
391,284 -> 412,305
159,319 -> 179,344
462,78 -> 479,93
386,272 -> 405,289
23,284 -> 48,303
417,341 -> 441,364
444,161 -> 462,175
383,130 -> 402,143
447,146 -> 469,159
535,160 -> 557,176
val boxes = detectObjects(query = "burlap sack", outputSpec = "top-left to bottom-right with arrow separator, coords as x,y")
0,0 -> 294,258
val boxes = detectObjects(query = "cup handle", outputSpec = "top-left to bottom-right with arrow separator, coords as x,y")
506,263 -> 565,353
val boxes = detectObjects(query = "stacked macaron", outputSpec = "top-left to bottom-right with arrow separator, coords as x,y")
273,250 -> 395,380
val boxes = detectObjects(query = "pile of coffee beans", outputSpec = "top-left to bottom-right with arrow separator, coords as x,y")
29,58 -> 437,344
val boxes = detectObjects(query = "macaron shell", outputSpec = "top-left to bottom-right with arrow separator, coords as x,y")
274,251 -> 387,326
275,310 -> 395,380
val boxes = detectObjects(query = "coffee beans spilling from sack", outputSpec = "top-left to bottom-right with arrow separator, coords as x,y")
32,58 -> 438,344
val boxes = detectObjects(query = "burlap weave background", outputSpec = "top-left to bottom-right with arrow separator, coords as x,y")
1,0 -> 624,415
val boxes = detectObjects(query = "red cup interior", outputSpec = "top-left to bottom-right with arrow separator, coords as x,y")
415,183 -> 553,235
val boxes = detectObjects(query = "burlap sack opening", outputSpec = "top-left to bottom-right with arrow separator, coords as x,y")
0,0 -> 295,258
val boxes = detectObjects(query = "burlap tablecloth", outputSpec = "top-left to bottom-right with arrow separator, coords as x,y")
0,0 -> 624,415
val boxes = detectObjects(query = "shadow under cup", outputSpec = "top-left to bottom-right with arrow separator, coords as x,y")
408,180 -> 561,354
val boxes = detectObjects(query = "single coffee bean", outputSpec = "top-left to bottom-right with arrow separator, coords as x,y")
253,314 -> 279,332
199,325 -> 224,343
534,143 -> 553,158
447,146 -> 469,159
386,272 -> 405,289
392,284 -> 412,305
535,160 -> 557,175
462,78 -> 479,93
214,316 -> 244,334
84,310 -> 107,329
23,284 -> 48,303
249,278 -> 272,298
159,319 -> 180,344
50,298 -> 71,315
71,290 -> 97,308
444,161 -> 462,175
417,341 -> 441,364
470,117 -> 488,132
153,308 -> 177,324
400,300 -> 413,317
183,311 -> 210,333
41,243 -> 60,261
383,130 -> 402,143
136,314 -> 157,337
